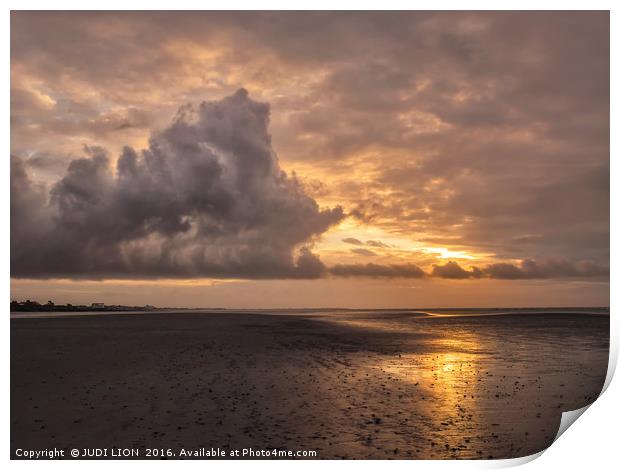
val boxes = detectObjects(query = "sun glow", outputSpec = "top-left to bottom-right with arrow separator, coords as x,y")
422,247 -> 476,260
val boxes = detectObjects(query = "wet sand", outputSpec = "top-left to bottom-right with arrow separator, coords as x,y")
11,310 -> 609,459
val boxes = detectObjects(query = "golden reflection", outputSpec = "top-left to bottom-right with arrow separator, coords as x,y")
376,332 -> 488,457
381,335 -> 484,389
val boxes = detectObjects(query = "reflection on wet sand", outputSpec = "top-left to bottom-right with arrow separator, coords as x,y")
319,311 -> 608,458
380,338 -> 484,457
11,310 -> 609,459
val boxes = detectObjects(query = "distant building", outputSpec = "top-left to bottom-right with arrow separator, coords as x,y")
91,302 -> 105,309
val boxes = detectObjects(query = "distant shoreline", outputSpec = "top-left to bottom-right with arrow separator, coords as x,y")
10,306 -> 610,320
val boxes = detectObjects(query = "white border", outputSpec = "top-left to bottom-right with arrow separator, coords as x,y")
3,2 -> 616,469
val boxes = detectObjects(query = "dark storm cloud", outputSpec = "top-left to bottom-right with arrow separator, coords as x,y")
11,155 -> 52,275
11,90 -> 344,279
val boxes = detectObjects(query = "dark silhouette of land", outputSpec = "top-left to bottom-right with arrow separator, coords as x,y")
10,300 -> 158,313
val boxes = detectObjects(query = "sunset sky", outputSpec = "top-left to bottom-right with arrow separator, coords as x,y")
10,11 -> 609,308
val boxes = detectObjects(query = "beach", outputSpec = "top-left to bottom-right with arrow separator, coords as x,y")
11,309 -> 609,459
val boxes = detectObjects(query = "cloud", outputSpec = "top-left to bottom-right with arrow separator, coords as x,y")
342,237 -> 363,245
350,248 -> 377,257
343,238 -> 390,251
483,258 -> 609,280
12,119 -> 609,286
10,12 -> 609,289
432,259 -> 608,280
329,263 -> 426,278
11,154 -> 52,275
328,259 -> 608,280
11,90 -> 344,279
432,261 -> 483,279
365,240 -> 390,248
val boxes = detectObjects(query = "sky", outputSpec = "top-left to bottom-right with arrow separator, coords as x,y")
10,11 -> 609,308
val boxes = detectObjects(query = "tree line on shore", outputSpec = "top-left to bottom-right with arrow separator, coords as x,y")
10,300 -> 157,312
